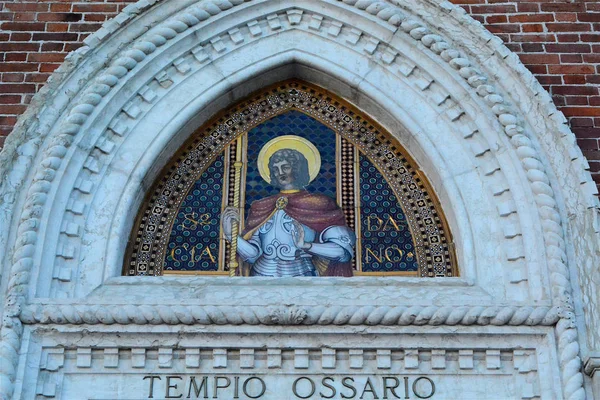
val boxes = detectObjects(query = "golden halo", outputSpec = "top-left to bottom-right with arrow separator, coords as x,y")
257,135 -> 321,184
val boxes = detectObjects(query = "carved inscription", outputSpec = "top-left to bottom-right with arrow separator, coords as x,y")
143,375 -> 436,399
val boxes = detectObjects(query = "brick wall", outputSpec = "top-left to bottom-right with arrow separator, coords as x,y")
0,0 -> 599,187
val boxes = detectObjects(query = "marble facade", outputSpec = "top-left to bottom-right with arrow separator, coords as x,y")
0,0 -> 598,399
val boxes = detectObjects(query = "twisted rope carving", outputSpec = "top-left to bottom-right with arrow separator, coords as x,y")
0,1 -> 591,399
20,304 -> 559,326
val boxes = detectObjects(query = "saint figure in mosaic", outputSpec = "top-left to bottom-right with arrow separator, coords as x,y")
221,135 -> 355,277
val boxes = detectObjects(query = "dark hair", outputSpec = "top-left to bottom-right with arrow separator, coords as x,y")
268,148 -> 310,189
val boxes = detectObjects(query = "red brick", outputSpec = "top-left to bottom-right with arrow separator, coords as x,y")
10,32 -> 33,42
505,43 -> 522,52
571,117 -> 595,127
554,85 -> 599,96
517,3 -> 539,13
47,23 -> 70,33
25,73 -> 51,83
0,95 -> 22,104
471,4 -> 517,14
511,34 -> 556,43
41,42 -> 64,51
27,53 -> 66,63
581,34 -> 600,42
587,76 -> 600,85
564,75 -> 587,85
578,13 -> 600,23
0,116 -> 18,126
39,63 -> 60,73
565,97 -> 589,106
5,3 -> 49,12
72,4 -> 118,13
486,15 -> 508,24
0,105 -> 27,114
548,65 -> 596,75
541,3 -> 586,13
561,107 -> 600,117
536,75 -> 562,85
545,43 -> 591,53
32,32 -> 79,41
509,14 -> 554,23
555,13 -> 578,23
1,22 -> 46,31
68,23 -> 103,32
526,65 -> 547,74
84,14 -> 109,22
13,13 -> 37,22
49,3 -> 72,12
4,53 -> 28,62
557,34 -> 581,43
0,63 -> 38,72
522,24 -> 545,33
546,23 -> 592,32
0,83 -> 36,94
522,43 -> 544,52
587,3 -> 600,12
519,53 -> 560,64
577,138 -> 600,150
488,24 -> 521,34
38,12 -> 83,22
560,54 -> 583,63
1,73 -> 25,83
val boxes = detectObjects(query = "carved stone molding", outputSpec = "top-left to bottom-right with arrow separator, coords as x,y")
20,304 -> 560,326
0,0 -> 597,399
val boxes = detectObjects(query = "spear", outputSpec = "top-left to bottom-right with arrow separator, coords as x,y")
229,136 -> 244,277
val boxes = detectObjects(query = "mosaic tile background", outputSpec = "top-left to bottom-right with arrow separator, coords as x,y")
164,154 -> 224,271
359,154 -> 418,272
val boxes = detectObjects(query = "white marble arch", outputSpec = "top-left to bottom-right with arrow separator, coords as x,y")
0,0 -> 598,399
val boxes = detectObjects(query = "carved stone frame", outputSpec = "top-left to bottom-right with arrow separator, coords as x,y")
0,0 -> 598,399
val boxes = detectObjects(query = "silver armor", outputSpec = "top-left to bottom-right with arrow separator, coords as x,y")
233,209 -> 355,277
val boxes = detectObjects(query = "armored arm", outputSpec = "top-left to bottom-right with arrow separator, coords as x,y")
305,226 -> 356,262
225,230 -> 262,264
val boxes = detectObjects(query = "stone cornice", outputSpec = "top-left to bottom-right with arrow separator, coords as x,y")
584,354 -> 600,377
20,303 -> 561,326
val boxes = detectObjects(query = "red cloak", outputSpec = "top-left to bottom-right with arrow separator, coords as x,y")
242,191 -> 353,277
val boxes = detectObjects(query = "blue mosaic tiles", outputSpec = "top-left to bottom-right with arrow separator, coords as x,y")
164,154 -> 224,271
359,154 -> 418,273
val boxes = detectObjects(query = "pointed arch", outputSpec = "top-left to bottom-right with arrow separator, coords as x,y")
0,1 -> 597,399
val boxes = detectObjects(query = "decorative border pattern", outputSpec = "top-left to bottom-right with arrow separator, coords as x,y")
125,82 -> 455,277
21,303 -> 559,326
0,0 -> 595,399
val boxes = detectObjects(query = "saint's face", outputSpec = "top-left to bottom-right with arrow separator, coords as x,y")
271,159 -> 296,189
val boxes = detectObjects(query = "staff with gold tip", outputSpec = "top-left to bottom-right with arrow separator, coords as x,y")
228,136 -> 244,277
